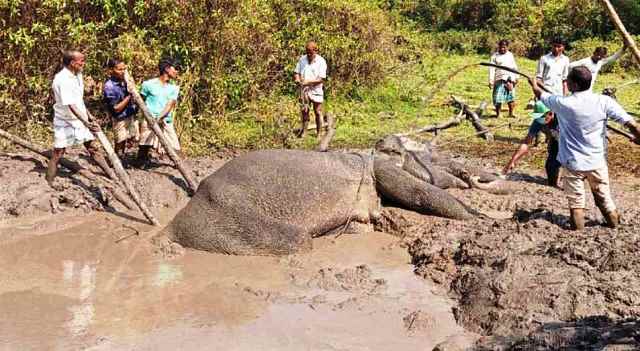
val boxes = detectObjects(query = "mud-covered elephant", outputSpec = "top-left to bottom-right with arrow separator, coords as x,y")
157,136 -> 516,255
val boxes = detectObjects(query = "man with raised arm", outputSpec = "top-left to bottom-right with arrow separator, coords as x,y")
569,44 -> 626,91
527,66 -> 640,230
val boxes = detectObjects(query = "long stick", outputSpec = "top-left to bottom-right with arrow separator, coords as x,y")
479,62 -> 553,94
599,0 -> 640,66
0,128 -> 136,210
482,62 -> 635,142
124,71 -> 197,195
73,114 -> 159,226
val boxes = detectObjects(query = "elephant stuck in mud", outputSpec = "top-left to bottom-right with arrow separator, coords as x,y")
157,136 -> 516,255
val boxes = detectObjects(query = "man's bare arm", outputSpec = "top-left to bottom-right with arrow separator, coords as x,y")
503,135 -> 534,174
157,100 -> 177,124
528,77 -> 544,99
625,120 -> 640,145
69,104 -> 100,131
112,95 -> 132,113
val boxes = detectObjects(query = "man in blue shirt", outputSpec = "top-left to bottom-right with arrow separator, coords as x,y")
528,66 -> 640,230
103,58 -> 138,165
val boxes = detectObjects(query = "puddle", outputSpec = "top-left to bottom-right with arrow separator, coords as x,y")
0,211 -> 464,350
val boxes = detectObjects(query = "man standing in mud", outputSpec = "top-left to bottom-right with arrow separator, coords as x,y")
137,59 -> 181,167
103,58 -> 138,167
47,50 -> 111,187
536,37 -> 570,96
294,41 -> 327,138
528,66 -> 640,230
488,39 -> 518,118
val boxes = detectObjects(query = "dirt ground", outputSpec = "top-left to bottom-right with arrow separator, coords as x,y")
1,145 -> 639,350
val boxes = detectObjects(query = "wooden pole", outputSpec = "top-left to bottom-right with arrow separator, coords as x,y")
123,71 -> 197,195
71,114 -> 159,226
599,0 -> 640,65
317,113 -> 336,152
0,128 -> 136,210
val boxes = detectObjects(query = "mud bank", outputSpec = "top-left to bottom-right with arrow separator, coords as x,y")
392,168 -> 640,349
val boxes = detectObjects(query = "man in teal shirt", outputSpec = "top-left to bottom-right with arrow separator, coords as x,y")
137,59 -> 181,167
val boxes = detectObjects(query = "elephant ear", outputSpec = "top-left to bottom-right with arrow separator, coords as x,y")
373,157 -> 477,220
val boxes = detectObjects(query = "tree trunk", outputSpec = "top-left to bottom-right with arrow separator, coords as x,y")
124,71 -> 197,195
317,113 -> 336,152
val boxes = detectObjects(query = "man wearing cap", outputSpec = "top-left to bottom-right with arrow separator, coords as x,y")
503,101 -> 561,187
137,59 -> 181,167
488,39 -> 518,118
47,50 -> 112,187
294,41 -> 327,138
528,66 -> 640,230
569,44 -> 626,91
536,37 -> 570,96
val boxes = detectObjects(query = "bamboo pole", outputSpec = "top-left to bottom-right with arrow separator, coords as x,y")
0,128 -> 136,210
123,71 -> 197,195
71,114 -> 159,226
599,0 -> 640,65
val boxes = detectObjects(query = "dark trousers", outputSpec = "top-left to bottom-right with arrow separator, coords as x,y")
545,140 -> 561,187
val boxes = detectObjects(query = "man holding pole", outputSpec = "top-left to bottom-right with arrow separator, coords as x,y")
527,66 -> 640,230
47,50 -> 111,187
137,59 -> 181,167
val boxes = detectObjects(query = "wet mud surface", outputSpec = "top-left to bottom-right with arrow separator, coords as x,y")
2,147 -> 640,350
0,150 -> 465,350
382,154 -> 640,349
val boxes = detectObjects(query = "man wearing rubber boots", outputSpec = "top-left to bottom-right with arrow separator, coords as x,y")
528,66 -> 640,230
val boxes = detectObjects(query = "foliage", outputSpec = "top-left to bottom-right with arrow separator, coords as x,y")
0,0 -> 403,145
399,0 -> 640,56
1,0 -> 639,154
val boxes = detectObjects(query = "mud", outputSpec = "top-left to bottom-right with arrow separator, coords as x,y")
398,162 -> 640,348
2,145 -> 640,350
1,149 -> 467,350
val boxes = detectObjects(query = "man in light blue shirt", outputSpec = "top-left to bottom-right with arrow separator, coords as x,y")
528,66 -> 640,230
137,59 -> 181,167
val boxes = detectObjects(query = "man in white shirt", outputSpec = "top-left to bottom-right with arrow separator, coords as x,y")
294,41 -> 327,138
569,44 -> 626,91
47,50 -> 109,187
527,66 -> 640,230
536,37 -> 570,96
488,39 -> 518,118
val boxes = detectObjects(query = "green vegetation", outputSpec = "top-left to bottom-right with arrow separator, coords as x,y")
1,0 -> 638,159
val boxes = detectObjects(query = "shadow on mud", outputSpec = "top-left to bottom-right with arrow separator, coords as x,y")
475,316 -> 640,350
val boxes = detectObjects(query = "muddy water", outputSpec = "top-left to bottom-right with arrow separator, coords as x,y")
0,209 -> 463,351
